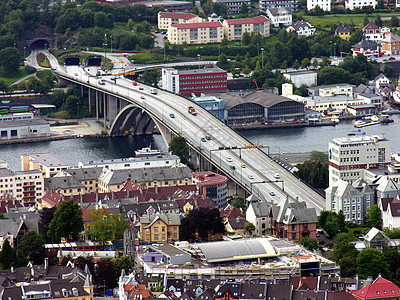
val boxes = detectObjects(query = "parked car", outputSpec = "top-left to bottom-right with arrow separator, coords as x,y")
169,113 -> 175,118
226,157 -> 233,162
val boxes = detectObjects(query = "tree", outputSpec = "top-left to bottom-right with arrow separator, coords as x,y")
292,59 -> 300,69
340,257 -> 357,277
0,80 -> 9,96
383,247 -> 400,278
357,248 -> 389,279
375,15 -> 383,28
95,258 -> 118,289
86,211 -> 128,249
366,205 -> 382,229
211,2 -> 227,16
217,53 -> 230,70
48,200 -> 84,242
19,231 -> 45,265
384,64 -> 394,78
310,150 -> 328,162
39,206 -> 57,236
141,68 -> 160,86
180,207 -> 225,241
391,16 -> 399,28
299,237 -> 319,251
244,222 -> 255,236
332,234 -> 358,262
0,213 -> 6,220
242,32 -> 251,46
168,137 -> 190,167
0,239 -> 16,269
240,2 -> 248,15
301,58 -> 310,69
115,256 -> 133,276
0,47 -> 21,75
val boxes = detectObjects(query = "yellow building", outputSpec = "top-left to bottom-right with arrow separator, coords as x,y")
140,214 -> 180,243
223,16 -> 270,41
158,12 -> 203,30
167,21 -> 224,45
335,24 -> 352,41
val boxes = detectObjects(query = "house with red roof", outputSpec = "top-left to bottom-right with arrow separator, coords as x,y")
363,21 -> 382,44
167,21 -> 224,45
223,16 -> 270,41
158,12 -> 203,30
0,194 -> 23,213
350,276 -> 400,300
124,284 -> 153,300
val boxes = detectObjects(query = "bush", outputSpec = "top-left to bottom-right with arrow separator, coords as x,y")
25,66 -> 36,74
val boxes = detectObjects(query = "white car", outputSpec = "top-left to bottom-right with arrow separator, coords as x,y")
248,174 -> 254,179
226,157 -> 233,162
274,173 -> 280,179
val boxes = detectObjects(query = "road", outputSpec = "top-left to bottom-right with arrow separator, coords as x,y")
53,62 -> 325,214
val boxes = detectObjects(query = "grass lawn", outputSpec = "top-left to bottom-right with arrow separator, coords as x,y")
303,13 -> 400,29
37,53 -> 51,68
129,52 -> 178,64
0,68 -> 28,85
347,227 -> 370,238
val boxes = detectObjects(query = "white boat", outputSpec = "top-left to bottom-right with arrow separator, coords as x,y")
135,147 -> 162,156
370,115 -> 380,122
354,120 -> 365,127
382,108 -> 400,115
331,116 -> 340,123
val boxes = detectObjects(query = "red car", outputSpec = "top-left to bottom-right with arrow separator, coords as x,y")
132,82 -> 137,86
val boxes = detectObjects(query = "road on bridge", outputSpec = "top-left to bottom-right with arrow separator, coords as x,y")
52,61 -> 325,214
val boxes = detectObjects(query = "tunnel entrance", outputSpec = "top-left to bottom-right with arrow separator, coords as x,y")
30,39 -> 50,50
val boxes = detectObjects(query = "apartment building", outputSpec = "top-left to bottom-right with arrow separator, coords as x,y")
363,21 -> 382,43
328,134 -> 391,185
158,12 -> 202,30
307,0 -> 331,11
167,21 -> 223,45
191,171 -> 228,209
382,33 -> 400,56
260,0 -> 298,12
266,8 -> 292,27
211,0 -> 250,14
140,213 -> 180,243
223,16 -> 270,41
162,67 -> 228,97
0,163 -> 43,207
21,153 -> 70,178
345,0 -> 376,10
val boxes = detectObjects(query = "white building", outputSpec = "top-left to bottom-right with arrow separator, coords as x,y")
0,119 -> 50,141
283,70 -> 317,88
245,195 -> 272,235
325,178 -> 375,224
345,0 -> 376,10
211,0 -> 251,14
167,21 -> 224,45
328,134 -> 391,186
222,16 -> 270,41
78,155 -> 182,171
21,153 -> 70,178
287,21 -> 316,36
0,165 -> 44,206
266,8 -> 292,27
158,12 -> 202,30
307,0 -> 331,11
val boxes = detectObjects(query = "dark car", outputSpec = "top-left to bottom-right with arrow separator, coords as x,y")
169,113 -> 175,118
389,57 -> 396,60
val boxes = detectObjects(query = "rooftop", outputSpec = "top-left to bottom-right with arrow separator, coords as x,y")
176,67 -> 226,75
331,134 -> 388,145
159,12 -> 197,19
0,118 -> 49,129
171,21 -> 222,29
21,153 -> 69,168
225,16 -> 268,25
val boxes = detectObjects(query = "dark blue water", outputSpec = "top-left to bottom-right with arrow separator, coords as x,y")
1,115 -> 400,171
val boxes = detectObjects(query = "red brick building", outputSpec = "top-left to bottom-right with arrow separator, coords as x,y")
162,67 -> 228,97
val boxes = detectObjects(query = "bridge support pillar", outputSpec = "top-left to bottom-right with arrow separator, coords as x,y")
103,93 -> 107,128
153,119 -> 174,146
88,88 -> 91,114
96,90 -> 99,121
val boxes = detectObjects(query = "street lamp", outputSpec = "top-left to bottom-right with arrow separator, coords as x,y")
23,46 -> 26,58
104,33 -> 107,70
110,36 -> 113,54
261,48 -> 264,69
197,54 -> 201,69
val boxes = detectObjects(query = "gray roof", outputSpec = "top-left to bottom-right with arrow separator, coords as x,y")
140,213 -> 181,226
267,7 -> 292,16
65,167 -> 103,181
21,153 -> 69,168
45,174 -> 85,190
352,39 -> 379,48
249,201 -> 272,217
99,166 -> 192,185
217,90 -> 304,110
227,217 -> 246,229
151,243 -> 190,257
193,238 -> 276,263
0,119 -> 49,129
4,211 -> 40,233
0,218 -> 24,237
291,21 -> 314,31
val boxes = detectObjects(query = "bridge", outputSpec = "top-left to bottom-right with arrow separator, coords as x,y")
52,59 -> 325,213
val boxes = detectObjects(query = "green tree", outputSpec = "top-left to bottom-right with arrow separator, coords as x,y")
310,150 -> 328,162
357,248 -> 389,279
0,47 -> 21,75
240,2 -> 248,15
48,200 -> 84,242
385,228 -> 400,239
211,2 -> 227,15
0,239 -> 16,269
301,58 -> 310,69
242,32 -> 251,46
340,257 -> 357,277
115,256 -> 133,276
383,247 -> 400,278
363,16 -> 370,26
19,231 -> 45,265
87,211 -> 128,249
366,205 -> 382,229
292,59 -> 300,69
299,237 -> 319,251
0,213 -> 7,219
384,65 -> 394,78
244,222 -> 255,236
217,53 -> 230,70
141,68 -> 160,86
391,16 -> 399,28
180,207 -> 225,241
0,80 -> 9,96
95,258 -> 118,289
375,15 -> 383,27
168,136 -> 190,167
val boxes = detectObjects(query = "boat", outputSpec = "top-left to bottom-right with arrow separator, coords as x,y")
354,121 -> 380,128
135,147 -> 162,156
348,129 -> 366,136
330,116 -> 340,123
382,108 -> 400,115
370,115 -> 380,122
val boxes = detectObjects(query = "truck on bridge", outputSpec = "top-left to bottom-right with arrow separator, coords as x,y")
188,106 -> 197,115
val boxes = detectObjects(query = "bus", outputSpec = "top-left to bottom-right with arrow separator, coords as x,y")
9,106 -> 29,113
0,106 -> 9,114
